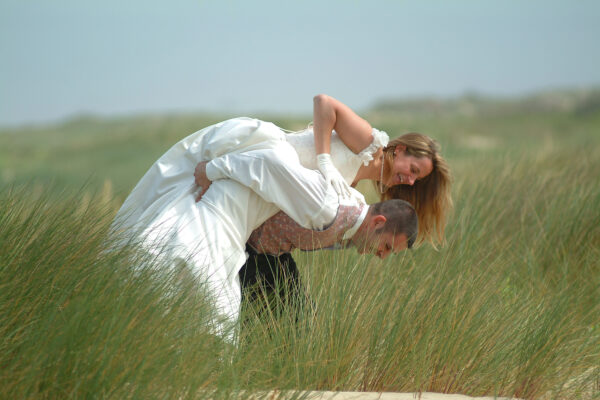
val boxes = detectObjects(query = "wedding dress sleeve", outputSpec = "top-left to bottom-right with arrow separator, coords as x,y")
285,126 -> 389,184
356,128 -> 389,166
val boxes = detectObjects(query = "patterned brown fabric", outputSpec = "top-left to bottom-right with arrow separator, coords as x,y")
248,204 -> 365,255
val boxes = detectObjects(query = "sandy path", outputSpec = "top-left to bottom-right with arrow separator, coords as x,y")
259,391 -> 521,400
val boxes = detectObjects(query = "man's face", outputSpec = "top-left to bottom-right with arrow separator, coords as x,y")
354,230 -> 408,259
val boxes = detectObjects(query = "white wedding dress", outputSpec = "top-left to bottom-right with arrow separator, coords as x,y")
112,117 -> 388,336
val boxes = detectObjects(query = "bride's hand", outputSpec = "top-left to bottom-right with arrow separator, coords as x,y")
317,153 -> 351,199
194,161 -> 212,201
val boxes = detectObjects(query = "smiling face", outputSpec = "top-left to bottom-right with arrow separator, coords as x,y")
385,145 -> 434,187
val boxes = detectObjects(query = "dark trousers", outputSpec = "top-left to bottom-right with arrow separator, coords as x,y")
238,245 -> 310,317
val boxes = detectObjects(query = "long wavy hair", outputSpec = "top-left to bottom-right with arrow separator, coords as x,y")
378,133 -> 452,248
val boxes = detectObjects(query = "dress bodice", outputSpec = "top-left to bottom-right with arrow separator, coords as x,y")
284,127 -> 389,185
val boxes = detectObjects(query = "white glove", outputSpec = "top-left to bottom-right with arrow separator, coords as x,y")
317,153 -> 351,199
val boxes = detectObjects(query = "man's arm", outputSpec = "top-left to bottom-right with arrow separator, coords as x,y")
202,145 -> 339,231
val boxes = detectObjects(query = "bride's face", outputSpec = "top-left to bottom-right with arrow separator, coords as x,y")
385,145 -> 433,187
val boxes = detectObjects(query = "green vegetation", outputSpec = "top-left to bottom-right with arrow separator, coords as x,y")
1,89 -> 599,399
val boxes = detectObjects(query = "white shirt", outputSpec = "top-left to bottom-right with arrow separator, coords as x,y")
205,146 -> 366,231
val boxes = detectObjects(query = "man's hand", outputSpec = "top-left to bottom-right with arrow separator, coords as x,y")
194,161 -> 212,201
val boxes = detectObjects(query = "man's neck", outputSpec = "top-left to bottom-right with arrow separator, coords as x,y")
343,205 -> 369,241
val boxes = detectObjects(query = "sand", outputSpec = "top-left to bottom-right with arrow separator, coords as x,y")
258,391 -> 521,400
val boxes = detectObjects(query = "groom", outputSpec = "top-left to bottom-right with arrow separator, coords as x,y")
193,148 -> 417,324
239,199 -> 417,315
114,121 -> 417,341
194,149 -> 417,261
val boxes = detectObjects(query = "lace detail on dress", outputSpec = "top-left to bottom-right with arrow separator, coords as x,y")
357,128 -> 389,166
284,126 -> 389,184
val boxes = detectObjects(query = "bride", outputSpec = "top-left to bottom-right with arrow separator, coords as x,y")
115,94 -> 451,246
193,94 -> 452,246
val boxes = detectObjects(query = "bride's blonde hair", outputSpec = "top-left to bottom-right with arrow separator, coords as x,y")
378,133 -> 452,248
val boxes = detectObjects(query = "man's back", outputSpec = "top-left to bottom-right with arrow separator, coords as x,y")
142,179 -> 278,276
139,179 -> 279,325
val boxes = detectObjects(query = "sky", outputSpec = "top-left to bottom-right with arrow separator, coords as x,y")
1,0 -> 599,126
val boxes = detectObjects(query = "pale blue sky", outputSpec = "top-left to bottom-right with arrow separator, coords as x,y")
1,0 -> 599,126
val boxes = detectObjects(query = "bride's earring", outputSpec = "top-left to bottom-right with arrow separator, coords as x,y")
379,155 -> 385,194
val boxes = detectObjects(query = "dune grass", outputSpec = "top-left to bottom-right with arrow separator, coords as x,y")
2,149 -> 597,399
236,144 -> 599,399
1,95 -> 599,399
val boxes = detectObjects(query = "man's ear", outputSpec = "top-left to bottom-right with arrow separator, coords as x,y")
372,215 -> 387,230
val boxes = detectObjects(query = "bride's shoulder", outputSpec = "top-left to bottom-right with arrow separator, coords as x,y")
354,128 -> 389,166
369,127 -> 389,148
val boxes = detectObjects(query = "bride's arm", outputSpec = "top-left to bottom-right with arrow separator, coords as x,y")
312,94 -> 376,197
313,94 -> 374,155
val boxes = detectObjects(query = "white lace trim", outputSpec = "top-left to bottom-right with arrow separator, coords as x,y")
357,128 -> 389,166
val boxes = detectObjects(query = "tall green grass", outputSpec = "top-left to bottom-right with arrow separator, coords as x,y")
1,145 -> 597,399
1,96 -> 599,398
0,187 -> 231,399
234,144 -> 599,400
